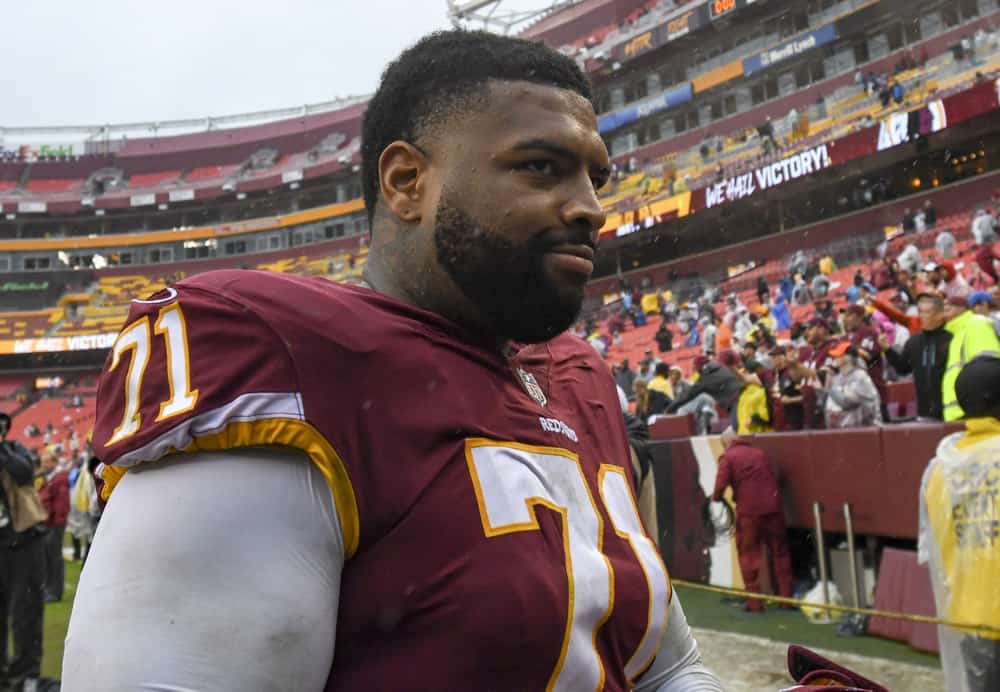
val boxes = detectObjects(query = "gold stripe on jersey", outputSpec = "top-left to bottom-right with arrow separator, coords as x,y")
100,417 -> 360,558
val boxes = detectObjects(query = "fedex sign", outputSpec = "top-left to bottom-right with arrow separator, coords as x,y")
0,144 -> 78,163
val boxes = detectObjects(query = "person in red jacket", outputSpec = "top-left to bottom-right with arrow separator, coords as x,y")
975,241 -> 1000,284
712,428 -> 793,611
37,449 -> 69,602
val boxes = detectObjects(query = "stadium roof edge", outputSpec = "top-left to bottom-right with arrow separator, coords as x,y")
0,93 -> 371,139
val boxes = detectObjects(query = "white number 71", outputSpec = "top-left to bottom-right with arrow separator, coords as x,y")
106,303 -> 198,445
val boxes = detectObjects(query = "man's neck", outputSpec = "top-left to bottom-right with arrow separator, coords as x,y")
362,259 -> 507,353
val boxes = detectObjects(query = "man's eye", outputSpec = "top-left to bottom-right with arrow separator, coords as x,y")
520,160 -> 556,176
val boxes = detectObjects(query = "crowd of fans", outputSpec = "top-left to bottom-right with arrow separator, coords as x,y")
0,403 -> 98,692
588,195 -> 1000,436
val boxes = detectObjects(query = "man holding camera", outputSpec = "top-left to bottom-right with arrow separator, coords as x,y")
0,412 -> 47,692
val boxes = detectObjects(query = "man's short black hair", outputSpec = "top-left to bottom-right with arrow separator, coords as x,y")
361,29 -> 593,222
654,363 -> 670,377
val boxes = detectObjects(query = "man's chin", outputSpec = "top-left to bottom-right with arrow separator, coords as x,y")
506,303 -> 583,344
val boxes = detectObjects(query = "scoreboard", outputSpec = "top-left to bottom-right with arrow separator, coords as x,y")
709,0 -> 759,20
709,0 -> 737,19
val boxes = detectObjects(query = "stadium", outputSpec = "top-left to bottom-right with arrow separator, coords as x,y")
1,0 -> 999,688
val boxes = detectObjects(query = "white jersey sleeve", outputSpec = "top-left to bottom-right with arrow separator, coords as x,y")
633,594 -> 725,691
62,448 -> 343,692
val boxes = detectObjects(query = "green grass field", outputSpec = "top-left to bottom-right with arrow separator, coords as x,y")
41,560 -> 81,679
675,584 -> 941,669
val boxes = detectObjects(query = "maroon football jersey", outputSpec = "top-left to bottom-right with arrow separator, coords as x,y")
848,324 -> 887,398
93,270 -> 672,691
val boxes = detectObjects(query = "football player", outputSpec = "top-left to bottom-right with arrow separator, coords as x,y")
62,31 -> 722,691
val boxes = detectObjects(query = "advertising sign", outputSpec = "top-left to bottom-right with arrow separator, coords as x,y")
703,144 -> 833,209
598,83 -> 693,133
5,332 -> 119,355
0,144 -> 79,163
743,24 -> 838,75
610,5 -> 709,63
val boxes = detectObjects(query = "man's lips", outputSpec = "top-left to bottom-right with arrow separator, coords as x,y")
544,244 -> 595,278
547,244 -> 595,262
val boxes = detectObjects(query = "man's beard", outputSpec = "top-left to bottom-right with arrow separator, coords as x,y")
434,195 -> 589,344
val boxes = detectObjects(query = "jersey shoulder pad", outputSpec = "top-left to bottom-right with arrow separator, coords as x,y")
93,271 -> 320,484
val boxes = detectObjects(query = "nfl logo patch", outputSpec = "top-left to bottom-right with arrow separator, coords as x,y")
517,368 -> 547,407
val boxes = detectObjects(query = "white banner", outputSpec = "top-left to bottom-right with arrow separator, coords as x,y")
17,201 -> 47,214
705,143 -> 832,209
130,193 -> 156,207
168,189 -> 195,202
10,331 -> 118,354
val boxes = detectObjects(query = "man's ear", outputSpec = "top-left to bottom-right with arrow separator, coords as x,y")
378,141 -> 429,224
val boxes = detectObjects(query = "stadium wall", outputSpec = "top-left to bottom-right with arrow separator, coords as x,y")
647,423 -> 962,586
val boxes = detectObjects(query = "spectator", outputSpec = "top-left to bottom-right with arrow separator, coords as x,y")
632,379 -> 655,422
788,250 -> 808,278
800,316 -> 838,429
711,429 -> 792,612
935,228 -> 957,260
937,261 -> 972,300
791,275 -> 812,305
774,345 -> 807,430
942,295 -> 1000,421
971,208 -> 998,245
881,292 -> 953,420
901,208 -> 916,234
701,317 -> 718,355
821,343 -> 881,428
898,243 -> 922,274
667,351 -> 745,434
734,361 -> 773,434
756,276 -> 770,305
842,305 -> 888,421
66,459 -> 96,564
733,307 -> 754,345
974,240 -> 1000,285
647,363 -> 675,405
969,291 -> 1000,336
771,294 -> 792,331
918,355 -> 1000,692
869,258 -> 895,291
891,81 -> 905,104
655,320 -> 673,353
923,199 -> 937,228
813,298 -> 835,323
716,315 -> 734,351
668,366 -> 691,402
631,305 -> 647,328
818,255 -> 836,276
0,413 -> 46,692
634,359 -> 655,386
37,449 -> 69,603
613,360 -> 636,399
810,273 -> 830,299
683,319 -> 700,348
